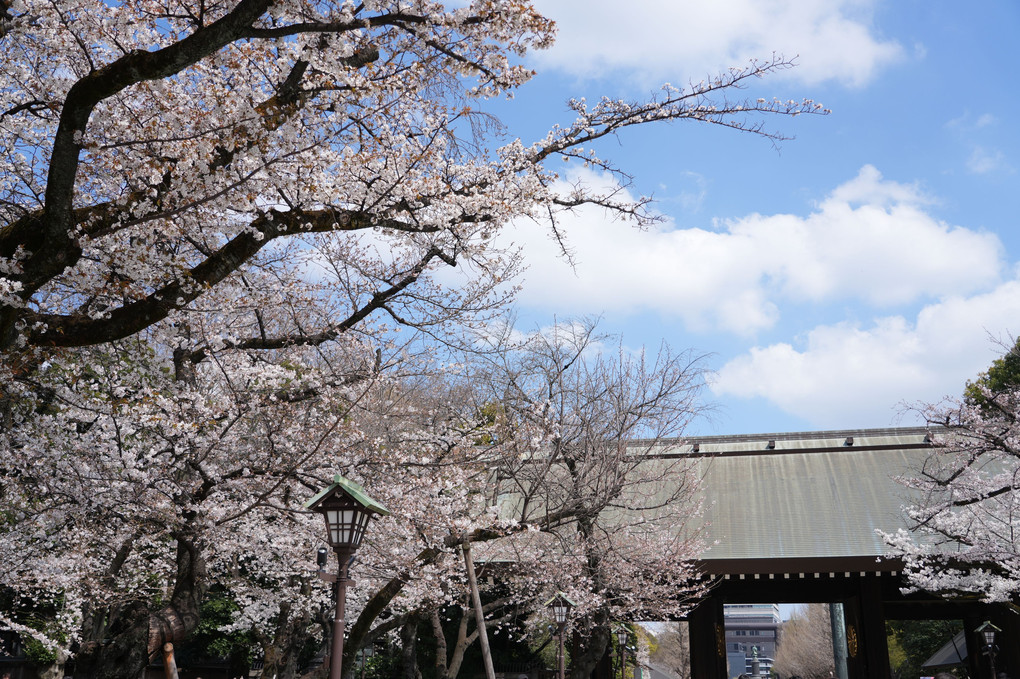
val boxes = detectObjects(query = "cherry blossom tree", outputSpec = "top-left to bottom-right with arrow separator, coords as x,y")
282,320 -> 710,679
0,0 -> 824,363
0,1 -> 826,676
458,321 -> 710,679
887,339 -> 1020,602
0,333 -> 382,676
230,320 -> 709,679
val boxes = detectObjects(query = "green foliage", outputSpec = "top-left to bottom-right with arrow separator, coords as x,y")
23,635 -> 58,665
886,619 -> 963,679
188,589 -> 255,667
964,338 -> 1020,408
636,624 -> 658,655
362,644 -> 404,679
0,589 -> 65,667
472,401 -> 507,446
885,628 -> 907,678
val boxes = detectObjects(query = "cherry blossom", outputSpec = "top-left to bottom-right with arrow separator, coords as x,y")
0,2 -> 825,676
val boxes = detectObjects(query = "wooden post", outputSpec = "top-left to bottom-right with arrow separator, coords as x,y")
991,609 -> 1020,678
558,623 -> 566,679
463,541 -> 496,679
688,595 -> 726,679
162,642 -> 180,679
857,578 -> 891,679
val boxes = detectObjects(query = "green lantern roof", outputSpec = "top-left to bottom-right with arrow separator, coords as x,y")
544,592 -> 576,608
305,474 -> 391,516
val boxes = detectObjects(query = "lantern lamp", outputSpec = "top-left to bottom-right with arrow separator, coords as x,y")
544,592 -> 575,679
977,620 -> 1001,648
307,474 -> 389,556
546,592 -> 574,626
306,475 -> 390,679
976,621 -> 1002,679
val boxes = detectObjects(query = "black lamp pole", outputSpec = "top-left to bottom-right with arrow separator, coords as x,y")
546,594 -> 574,679
616,627 -> 628,679
978,621 -> 1001,679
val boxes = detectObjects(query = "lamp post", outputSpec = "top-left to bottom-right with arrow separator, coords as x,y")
977,620 -> 1001,679
307,474 -> 390,679
359,644 -> 374,679
546,593 -> 574,679
616,626 -> 628,679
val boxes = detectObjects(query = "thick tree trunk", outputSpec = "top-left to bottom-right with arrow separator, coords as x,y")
569,609 -> 611,679
75,601 -> 154,679
37,662 -> 67,679
430,608 -> 449,679
400,616 -> 421,679
75,537 -> 207,679
262,601 -> 315,679
570,514 -> 612,679
442,604 -> 472,679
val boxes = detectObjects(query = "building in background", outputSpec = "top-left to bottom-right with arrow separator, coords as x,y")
724,604 -> 779,678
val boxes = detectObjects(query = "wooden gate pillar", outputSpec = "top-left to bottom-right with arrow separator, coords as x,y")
857,577 -> 891,679
688,594 -> 727,679
994,608 -> 1020,677
963,613 -> 985,679
842,578 -> 891,679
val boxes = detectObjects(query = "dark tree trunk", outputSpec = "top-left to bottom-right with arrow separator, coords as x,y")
75,601 -> 153,679
262,601 -> 315,679
75,537 -> 207,679
400,616 -> 420,679
568,512 -> 613,679
569,609 -> 611,679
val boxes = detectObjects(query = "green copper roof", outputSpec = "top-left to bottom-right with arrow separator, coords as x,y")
681,428 -> 932,563
544,592 -> 577,608
495,428 -> 942,576
305,474 -> 391,516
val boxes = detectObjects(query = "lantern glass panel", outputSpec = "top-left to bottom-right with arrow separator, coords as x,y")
617,629 -> 628,645
984,629 -> 996,646
321,504 -> 373,549
342,509 -> 355,543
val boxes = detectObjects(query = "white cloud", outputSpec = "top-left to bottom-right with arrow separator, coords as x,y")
506,166 -> 1004,335
967,146 -> 1009,175
948,111 -> 999,131
976,113 -> 997,128
710,279 -> 1020,428
531,0 -> 903,88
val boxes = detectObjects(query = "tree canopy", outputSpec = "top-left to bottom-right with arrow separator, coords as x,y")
888,338 -> 1020,602
773,604 -> 834,679
964,337 -> 1020,409
0,1 -> 825,677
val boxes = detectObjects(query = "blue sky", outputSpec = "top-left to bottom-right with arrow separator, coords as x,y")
470,0 -> 1020,436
